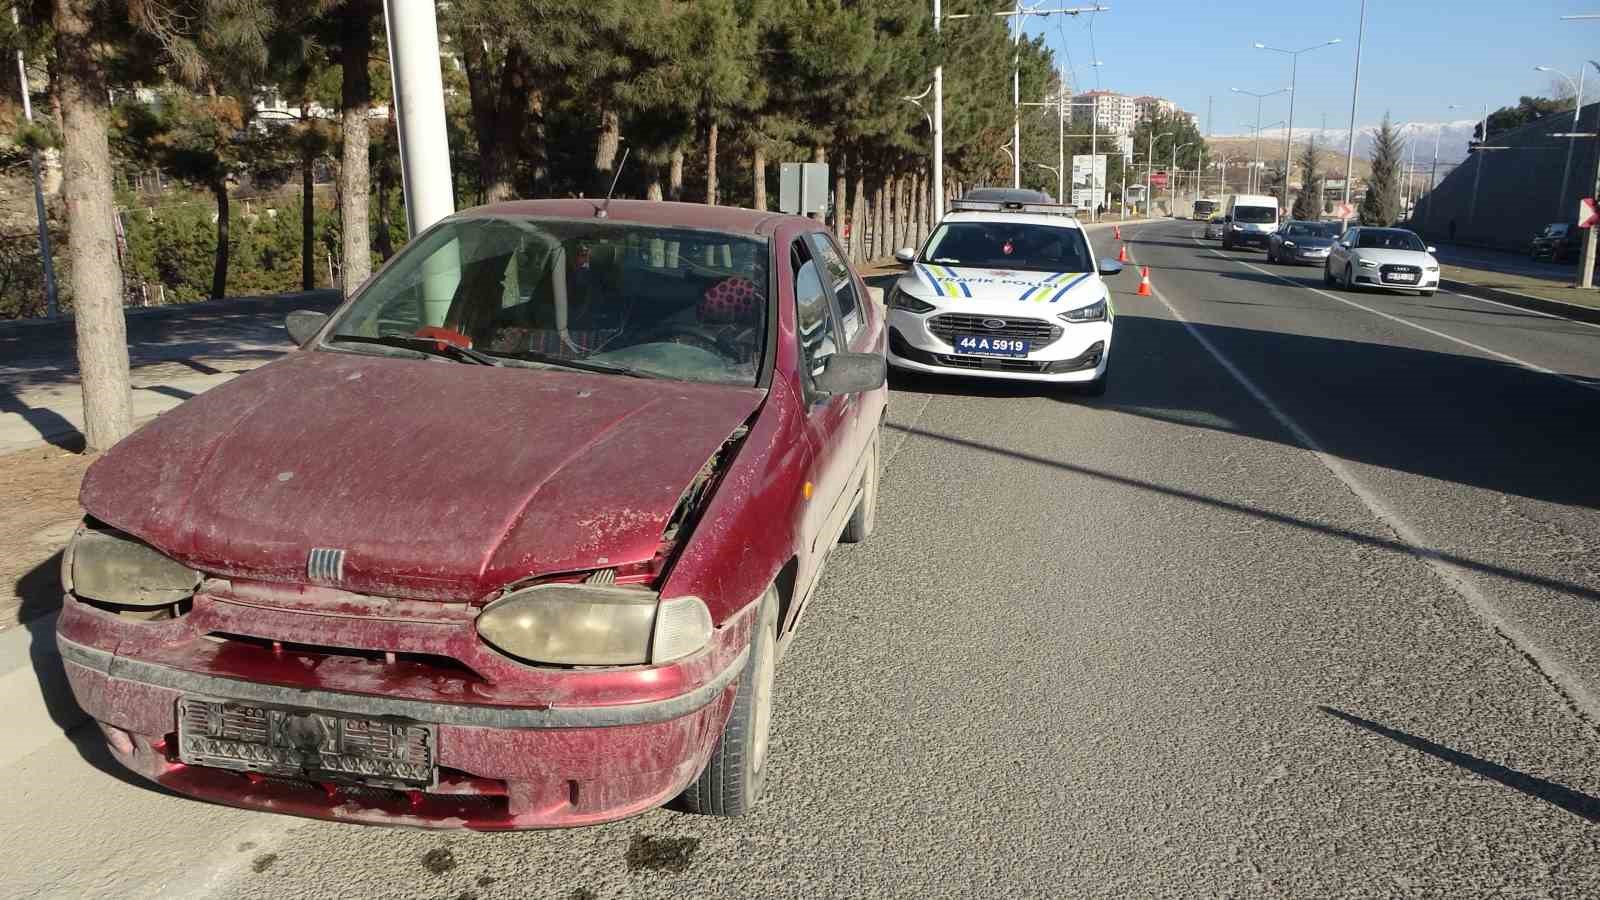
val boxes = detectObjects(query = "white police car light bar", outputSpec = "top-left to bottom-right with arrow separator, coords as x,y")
949,199 -> 1078,218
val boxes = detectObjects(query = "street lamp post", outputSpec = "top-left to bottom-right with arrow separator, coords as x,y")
1233,87 -> 1290,193
1147,131 -> 1173,216
1579,60 -> 1600,287
1341,0 -> 1367,215
1172,141 -> 1194,213
1536,65 -> 1585,221
1255,38 -> 1342,211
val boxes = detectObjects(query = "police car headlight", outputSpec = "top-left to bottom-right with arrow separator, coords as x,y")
1059,299 -> 1107,323
888,285 -> 936,314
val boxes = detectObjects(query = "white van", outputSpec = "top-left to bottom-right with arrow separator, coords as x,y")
1222,194 -> 1280,251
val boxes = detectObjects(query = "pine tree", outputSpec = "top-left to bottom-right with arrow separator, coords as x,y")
1360,114 -> 1404,225
1291,137 -> 1322,220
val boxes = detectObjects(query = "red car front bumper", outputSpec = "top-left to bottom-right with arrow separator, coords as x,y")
57,586 -> 751,829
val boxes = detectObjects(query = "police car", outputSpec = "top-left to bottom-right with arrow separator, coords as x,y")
885,194 -> 1122,393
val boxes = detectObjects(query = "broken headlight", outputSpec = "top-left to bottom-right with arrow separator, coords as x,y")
475,583 -> 712,667
65,523 -> 202,608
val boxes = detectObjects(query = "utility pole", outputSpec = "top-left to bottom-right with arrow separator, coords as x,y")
1536,65 -> 1585,221
1256,39 -> 1341,212
1469,103 -> 1488,227
384,0 -> 454,236
12,7 -> 58,319
952,4 -> 1108,189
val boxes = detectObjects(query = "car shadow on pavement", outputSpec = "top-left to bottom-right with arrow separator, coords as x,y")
1319,706 -> 1600,823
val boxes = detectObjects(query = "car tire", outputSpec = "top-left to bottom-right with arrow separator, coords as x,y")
677,584 -> 779,817
1222,236 -> 1232,251
1420,290 -> 1435,297
1343,264 -> 1355,290
839,429 -> 879,544
1323,264 -> 1334,286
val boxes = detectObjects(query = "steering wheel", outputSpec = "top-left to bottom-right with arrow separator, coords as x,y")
637,323 -> 739,358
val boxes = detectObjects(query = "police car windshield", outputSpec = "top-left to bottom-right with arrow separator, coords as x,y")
922,222 -> 1092,274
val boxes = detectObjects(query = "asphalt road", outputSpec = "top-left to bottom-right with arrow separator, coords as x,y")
6,221 -> 1600,897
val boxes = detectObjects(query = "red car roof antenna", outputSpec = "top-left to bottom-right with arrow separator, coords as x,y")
595,144 -> 631,219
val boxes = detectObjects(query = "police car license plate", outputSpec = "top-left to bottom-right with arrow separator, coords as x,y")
955,335 -> 1030,358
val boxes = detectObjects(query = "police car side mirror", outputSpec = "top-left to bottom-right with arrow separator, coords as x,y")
1097,259 -> 1124,277
893,248 -> 916,265
1427,246 -> 1437,254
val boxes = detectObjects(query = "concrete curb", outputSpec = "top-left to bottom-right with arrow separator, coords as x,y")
0,289 -> 340,335
1442,279 -> 1600,326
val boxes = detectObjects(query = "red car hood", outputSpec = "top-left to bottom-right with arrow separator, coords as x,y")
81,351 -> 766,600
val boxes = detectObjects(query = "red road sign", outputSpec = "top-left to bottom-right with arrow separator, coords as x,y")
1580,197 -> 1599,228
1150,171 -> 1168,188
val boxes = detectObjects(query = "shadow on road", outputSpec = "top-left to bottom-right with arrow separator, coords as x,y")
0,385 -> 84,451
1320,706 -> 1600,824
887,309 -> 1599,598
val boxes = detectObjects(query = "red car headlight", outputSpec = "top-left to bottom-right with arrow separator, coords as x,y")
476,583 -> 712,667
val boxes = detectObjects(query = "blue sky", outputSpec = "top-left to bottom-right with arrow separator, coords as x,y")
1021,1 -> 1597,134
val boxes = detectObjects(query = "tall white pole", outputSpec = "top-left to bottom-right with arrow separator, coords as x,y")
1091,93 -> 1099,219
13,8 -> 58,318
1341,0 -> 1366,212
384,0 -> 455,236
1469,102 -> 1488,227
1252,101 -> 1263,193
932,0 -> 944,217
1058,67 -> 1066,203
1012,2 -> 1022,188
1557,67 -> 1584,220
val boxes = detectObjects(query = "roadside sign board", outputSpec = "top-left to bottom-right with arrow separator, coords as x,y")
1580,197 -> 1599,228
1070,154 -> 1107,210
779,162 -> 829,217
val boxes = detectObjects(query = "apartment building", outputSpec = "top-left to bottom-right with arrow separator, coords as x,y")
1071,90 -> 1139,136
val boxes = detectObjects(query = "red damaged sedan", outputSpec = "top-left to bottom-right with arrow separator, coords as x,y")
56,200 -> 887,828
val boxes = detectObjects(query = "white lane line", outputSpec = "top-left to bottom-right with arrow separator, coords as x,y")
1127,239 -> 1600,729
1186,236 -> 1600,394
1443,288 -> 1600,331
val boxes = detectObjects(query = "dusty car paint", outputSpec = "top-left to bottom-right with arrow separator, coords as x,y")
58,200 -> 887,829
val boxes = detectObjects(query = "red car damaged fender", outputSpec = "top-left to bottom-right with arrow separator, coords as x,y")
57,200 -> 887,829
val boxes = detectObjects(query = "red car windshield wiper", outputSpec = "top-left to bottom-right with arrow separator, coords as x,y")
327,333 -> 501,366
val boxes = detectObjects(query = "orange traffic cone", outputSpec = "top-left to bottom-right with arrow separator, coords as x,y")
1114,224 -> 1122,240
1136,266 -> 1151,296
1117,243 -> 1129,263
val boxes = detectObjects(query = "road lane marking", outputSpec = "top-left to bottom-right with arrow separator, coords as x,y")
1126,233 -> 1600,731
1182,235 -> 1600,394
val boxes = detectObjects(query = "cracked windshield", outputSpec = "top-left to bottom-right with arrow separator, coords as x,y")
3,0 -> 1598,898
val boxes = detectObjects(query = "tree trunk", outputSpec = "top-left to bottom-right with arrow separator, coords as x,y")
375,103 -> 396,261
460,31 -> 527,203
669,149 -> 684,201
705,120 -> 719,205
812,146 -> 826,164
911,170 -> 924,245
832,153 -> 847,240
594,106 -> 621,196
339,2 -> 373,297
875,181 -> 887,257
646,178 -> 663,201
55,0 -> 131,450
752,145 -> 766,210
300,100 -> 315,290
885,173 -> 898,252
849,173 -> 867,264
210,178 -> 230,300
